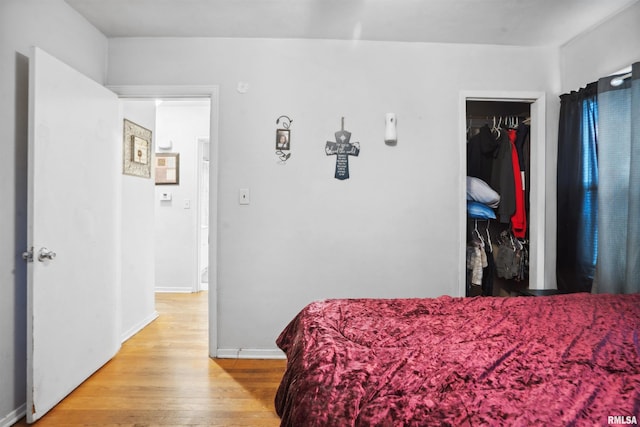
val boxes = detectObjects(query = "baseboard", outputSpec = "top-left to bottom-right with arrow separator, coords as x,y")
121,311 -> 159,343
155,286 -> 195,293
0,403 -> 26,427
216,348 -> 286,359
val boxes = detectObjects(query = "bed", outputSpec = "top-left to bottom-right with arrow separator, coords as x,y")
275,293 -> 640,426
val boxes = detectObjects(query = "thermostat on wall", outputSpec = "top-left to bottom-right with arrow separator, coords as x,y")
157,139 -> 173,150
160,192 -> 172,201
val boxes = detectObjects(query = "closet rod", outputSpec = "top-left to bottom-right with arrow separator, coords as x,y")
611,72 -> 632,87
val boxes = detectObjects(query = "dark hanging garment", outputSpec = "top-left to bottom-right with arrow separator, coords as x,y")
467,125 -> 499,183
490,132 -> 516,224
515,123 -> 529,172
521,126 -> 531,216
481,247 -> 495,296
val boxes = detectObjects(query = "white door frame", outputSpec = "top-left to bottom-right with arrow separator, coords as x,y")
458,91 -> 547,296
196,136 -> 210,292
109,85 -> 220,357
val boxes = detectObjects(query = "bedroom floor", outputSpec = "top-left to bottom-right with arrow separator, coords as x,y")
13,292 -> 286,426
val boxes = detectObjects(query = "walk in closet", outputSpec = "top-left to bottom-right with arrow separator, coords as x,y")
465,100 -> 532,296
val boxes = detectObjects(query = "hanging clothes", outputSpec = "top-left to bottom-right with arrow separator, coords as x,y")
481,224 -> 496,296
466,108 -> 531,293
515,122 -> 529,172
516,123 -> 531,215
466,241 -> 484,286
495,229 -> 528,281
490,131 -> 516,224
507,129 -> 527,238
467,124 -> 499,184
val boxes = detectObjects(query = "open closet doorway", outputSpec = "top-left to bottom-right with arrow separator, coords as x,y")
459,91 -> 546,297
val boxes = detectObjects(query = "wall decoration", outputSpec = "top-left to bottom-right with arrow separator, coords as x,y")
123,119 -> 152,178
276,129 -> 290,150
325,117 -> 360,180
155,153 -> 180,185
275,115 -> 292,163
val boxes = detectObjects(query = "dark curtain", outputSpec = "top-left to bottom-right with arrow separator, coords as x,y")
593,63 -> 640,294
556,83 -> 599,293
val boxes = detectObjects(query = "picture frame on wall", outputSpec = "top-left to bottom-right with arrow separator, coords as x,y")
155,153 -> 180,185
276,129 -> 290,150
123,119 -> 152,178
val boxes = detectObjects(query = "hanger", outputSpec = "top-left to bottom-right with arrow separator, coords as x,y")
484,220 -> 492,253
491,116 -> 501,138
473,220 -> 485,248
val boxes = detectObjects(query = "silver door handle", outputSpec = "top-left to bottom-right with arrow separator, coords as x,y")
38,247 -> 57,262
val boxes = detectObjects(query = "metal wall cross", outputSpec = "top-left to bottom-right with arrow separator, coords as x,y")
325,118 -> 360,180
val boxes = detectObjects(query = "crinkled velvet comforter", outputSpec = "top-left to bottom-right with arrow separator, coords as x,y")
275,293 -> 640,426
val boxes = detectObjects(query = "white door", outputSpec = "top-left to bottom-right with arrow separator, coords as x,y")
26,47 -> 120,423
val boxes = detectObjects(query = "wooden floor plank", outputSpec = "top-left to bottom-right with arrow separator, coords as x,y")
14,292 -> 286,426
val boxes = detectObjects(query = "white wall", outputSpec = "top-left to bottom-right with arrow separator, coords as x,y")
120,100 -> 158,340
154,100 -> 210,292
560,1 -> 640,92
0,0 -> 108,424
107,38 -> 560,355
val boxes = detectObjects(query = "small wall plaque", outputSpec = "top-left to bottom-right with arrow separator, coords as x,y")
155,153 -> 180,185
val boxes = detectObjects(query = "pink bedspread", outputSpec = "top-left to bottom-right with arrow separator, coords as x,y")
275,293 -> 640,426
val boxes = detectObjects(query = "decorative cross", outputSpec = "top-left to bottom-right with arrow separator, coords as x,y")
325,118 -> 360,180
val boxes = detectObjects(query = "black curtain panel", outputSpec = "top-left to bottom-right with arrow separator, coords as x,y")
556,82 -> 599,293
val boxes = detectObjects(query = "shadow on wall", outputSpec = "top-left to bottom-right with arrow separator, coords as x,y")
13,51 -> 29,402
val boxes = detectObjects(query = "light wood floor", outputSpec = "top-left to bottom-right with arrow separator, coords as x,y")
14,292 -> 287,426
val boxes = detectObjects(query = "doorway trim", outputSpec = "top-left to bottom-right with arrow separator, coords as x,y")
196,136 -> 210,292
109,85 -> 220,357
459,90 -> 546,296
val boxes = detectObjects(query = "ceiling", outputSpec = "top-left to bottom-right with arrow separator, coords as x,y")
64,0 -> 638,47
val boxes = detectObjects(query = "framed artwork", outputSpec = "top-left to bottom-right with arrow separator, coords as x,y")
276,129 -> 290,150
123,119 -> 152,178
155,153 -> 180,185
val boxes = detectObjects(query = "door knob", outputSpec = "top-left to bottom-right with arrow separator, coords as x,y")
38,247 -> 57,262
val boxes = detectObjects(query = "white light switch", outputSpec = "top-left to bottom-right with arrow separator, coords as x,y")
183,199 -> 191,209
239,188 -> 250,205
